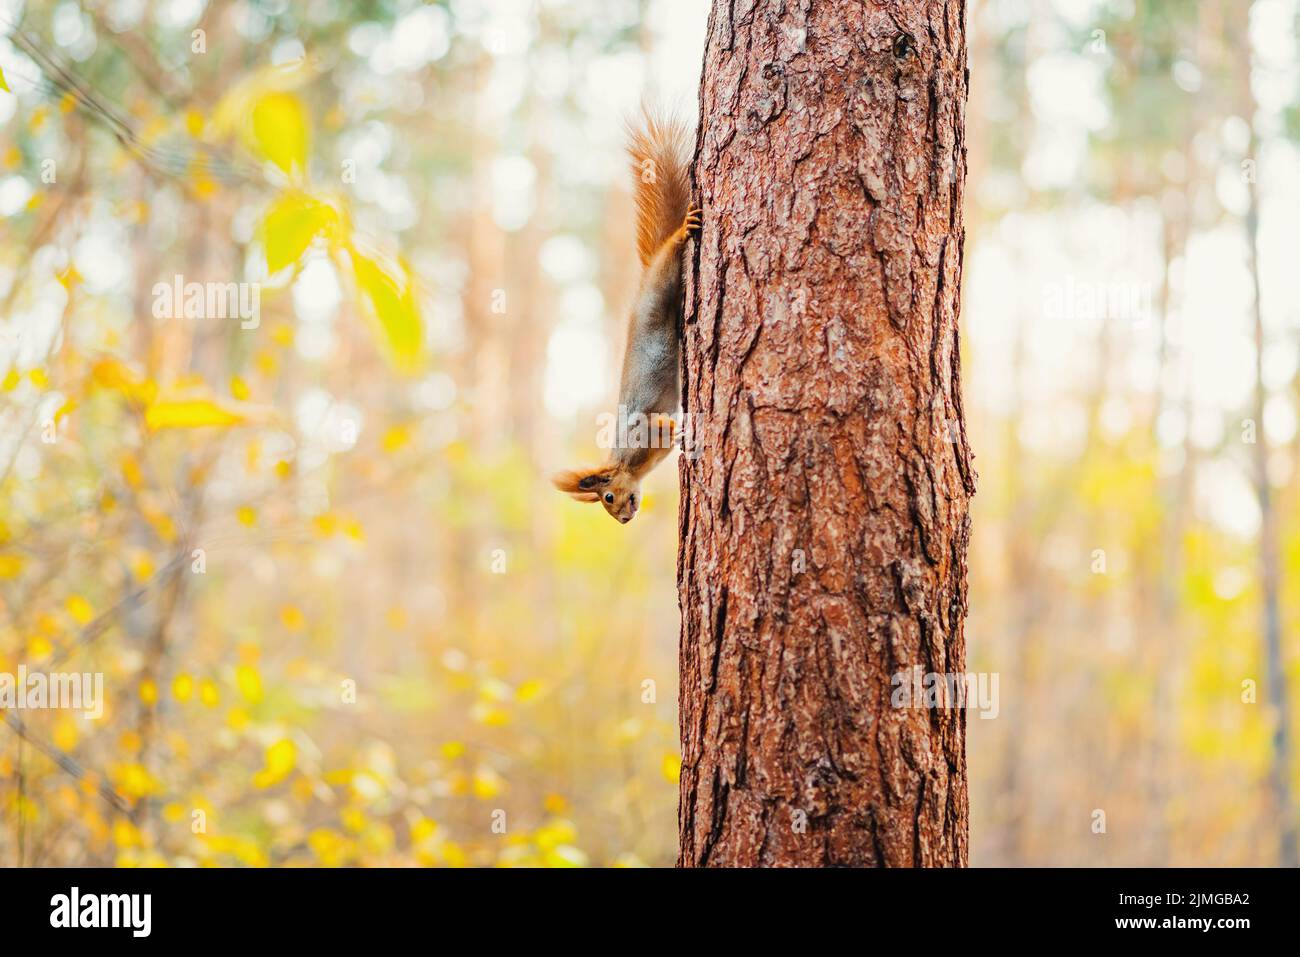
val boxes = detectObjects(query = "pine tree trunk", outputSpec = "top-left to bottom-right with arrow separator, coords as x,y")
1244,122 -> 1298,872
678,0 -> 974,867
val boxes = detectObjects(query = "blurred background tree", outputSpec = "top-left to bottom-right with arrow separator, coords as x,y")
965,0 -> 1300,866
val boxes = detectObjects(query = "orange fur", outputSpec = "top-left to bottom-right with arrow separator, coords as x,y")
551,466 -> 616,501
626,109 -> 693,268
553,112 -> 695,525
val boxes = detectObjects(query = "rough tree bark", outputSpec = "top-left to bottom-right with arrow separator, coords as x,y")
678,0 -> 974,867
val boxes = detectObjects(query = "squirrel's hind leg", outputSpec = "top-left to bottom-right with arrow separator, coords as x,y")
672,207 -> 702,245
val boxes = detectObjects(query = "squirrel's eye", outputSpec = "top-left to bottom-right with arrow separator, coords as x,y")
604,492 -> 615,504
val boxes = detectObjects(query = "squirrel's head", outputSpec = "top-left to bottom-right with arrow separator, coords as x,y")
552,465 -> 641,524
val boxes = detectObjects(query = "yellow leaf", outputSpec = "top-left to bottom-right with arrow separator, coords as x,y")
471,701 -> 511,727
308,828 -> 347,866
145,397 -> 247,431
253,738 -> 297,788
113,818 -> 142,848
381,423 -> 412,453
292,776 -> 314,802
115,763 -> 160,799
410,816 -> 438,844
120,454 -> 144,489
0,554 -> 24,579
260,192 -> 338,273
472,767 -> 505,800
139,679 -> 158,706
543,845 -> 588,868
57,264 -> 82,289
350,247 -> 422,372
279,604 -> 305,632
311,513 -> 338,537
90,357 -> 156,404
141,506 -> 177,543
251,92 -> 309,177
199,679 -> 221,708
172,673 -> 194,702
129,550 -> 154,580
53,397 -> 77,424
66,595 -> 94,625
442,841 -> 468,867
340,806 -> 366,833
235,664 -> 263,704
0,66 -> 8,93
543,793 -> 568,815
661,752 -> 682,783
535,818 -> 578,851
210,57 -> 311,139
53,716 -> 78,752
440,741 -> 466,760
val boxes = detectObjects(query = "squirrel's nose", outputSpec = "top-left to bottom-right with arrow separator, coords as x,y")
619,515 -> 630,524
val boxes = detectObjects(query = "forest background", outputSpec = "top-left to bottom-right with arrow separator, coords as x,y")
1,0 -> 1298,866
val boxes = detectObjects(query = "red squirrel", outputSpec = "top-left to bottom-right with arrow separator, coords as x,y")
552,112 -> 699,524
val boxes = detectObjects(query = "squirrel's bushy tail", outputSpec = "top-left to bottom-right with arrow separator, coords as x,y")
626,109 -> 693,267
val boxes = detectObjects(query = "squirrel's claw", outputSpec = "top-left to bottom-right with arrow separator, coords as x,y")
683,206 -> 702,237
672,207 -> 702,244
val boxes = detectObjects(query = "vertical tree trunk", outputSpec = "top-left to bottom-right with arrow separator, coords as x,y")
1234,5 -> 1297,867
678,0 -> 974,867
1245,137 -> 1297,869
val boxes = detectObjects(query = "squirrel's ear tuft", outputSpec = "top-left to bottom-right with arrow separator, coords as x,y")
552,467 -> 613,500
577,471 -> 613,490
